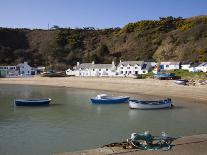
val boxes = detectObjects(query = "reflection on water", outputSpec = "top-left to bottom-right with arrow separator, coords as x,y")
0,84 -> 207,155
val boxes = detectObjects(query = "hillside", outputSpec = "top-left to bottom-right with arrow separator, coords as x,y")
0,16 -> 207,70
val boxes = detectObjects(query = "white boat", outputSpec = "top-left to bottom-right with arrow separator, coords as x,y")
129,98 -> 172,109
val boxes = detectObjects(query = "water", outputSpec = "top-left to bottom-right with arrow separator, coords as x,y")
0,84 -> 207,155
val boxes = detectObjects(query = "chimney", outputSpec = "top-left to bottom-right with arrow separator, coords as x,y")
77,62 -> 80,66
92,61 -> 95,64
112,61 -> 115,66
119,59 -> 122,63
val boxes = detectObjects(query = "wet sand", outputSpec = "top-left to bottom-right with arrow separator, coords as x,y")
0,76 -> 206,104
55,134 -> 207,155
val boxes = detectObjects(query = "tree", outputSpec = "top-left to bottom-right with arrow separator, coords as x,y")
98,44 -> 109,56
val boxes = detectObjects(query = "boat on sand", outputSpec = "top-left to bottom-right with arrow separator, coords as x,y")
175,79 -> 188,85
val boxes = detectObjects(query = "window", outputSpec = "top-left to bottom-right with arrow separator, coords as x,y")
135,67 -> 137,69
135,71 -> 138,74
121,71 -> 123,74
166,65 -> 169,68
93,69 -> 95,71
99,69 -> 101,71
106,69 -> 108,71
143,71 -> 146,73
127,67 -> 130,69
129,71 -> 131,74
120,67 -> 123,69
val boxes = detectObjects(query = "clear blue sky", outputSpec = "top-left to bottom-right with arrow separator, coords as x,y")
0,0 -> 206,29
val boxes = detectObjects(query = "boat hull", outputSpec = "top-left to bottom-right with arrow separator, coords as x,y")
175,80 -> 188,85
15,98 -> 51,106
91,97 -> 130,104
129,99 -> 172,109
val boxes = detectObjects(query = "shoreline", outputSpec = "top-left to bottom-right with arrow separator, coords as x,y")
55,134 -> 207,155
0,76 -> 207,104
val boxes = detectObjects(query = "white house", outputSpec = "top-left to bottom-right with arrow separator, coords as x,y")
66,61 -> 116,77
188,63 -> 201,72
0,65 -> 17,77
194,62 -> 207,72
17,62 -> 32,75
159,62 -> 180,71
117,61 -> 152,77
36,66 -> 46,74
89,62 -> 116,77
72,62 -> 94,76
181,61 -> 193,70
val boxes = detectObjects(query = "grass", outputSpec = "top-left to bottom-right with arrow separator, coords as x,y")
171,70 -> 207,80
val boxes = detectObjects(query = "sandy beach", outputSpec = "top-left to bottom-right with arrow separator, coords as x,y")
0,76 -> 207,104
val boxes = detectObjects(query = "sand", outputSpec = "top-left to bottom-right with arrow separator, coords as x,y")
0,76 -> 207,104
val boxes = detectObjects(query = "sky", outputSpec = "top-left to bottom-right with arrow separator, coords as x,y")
0,0 -> 206,29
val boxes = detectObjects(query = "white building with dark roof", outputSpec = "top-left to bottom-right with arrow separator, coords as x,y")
66,61 -> 116,77
189,62 -> 207,72
17,62 -> 32,75
181,61 -> 193,70
89,62 -> 116,76
117,61 -> 152,77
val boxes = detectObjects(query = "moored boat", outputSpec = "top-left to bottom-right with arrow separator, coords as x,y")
129,98 -> 172,109
175,79 -> 188,85
15,98 -> 51,106
91,94 -> 130,104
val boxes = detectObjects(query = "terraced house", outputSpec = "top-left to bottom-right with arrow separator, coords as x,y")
117,61 -> 152,77
66,61 -> 116,77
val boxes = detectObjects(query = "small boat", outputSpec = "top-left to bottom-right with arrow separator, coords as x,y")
91,94 -> 130,104
175,79 -> 188,85
129,98 -> 172,109
15,98 -> 51,106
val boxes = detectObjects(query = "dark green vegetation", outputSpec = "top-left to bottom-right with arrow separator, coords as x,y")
0,16 -> 207,70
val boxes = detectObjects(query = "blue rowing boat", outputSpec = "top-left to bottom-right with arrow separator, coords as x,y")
15,98 -> 51,106
91,94 -> 130,104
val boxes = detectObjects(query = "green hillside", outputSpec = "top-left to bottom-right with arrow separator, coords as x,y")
0,16 -> 207,70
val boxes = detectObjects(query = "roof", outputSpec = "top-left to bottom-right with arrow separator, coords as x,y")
73,63 -> 115,70
141,62 -> 151,70
17,63 -> 31,68
181,61 -> 193,65
160,62 -> 180,65
190,63 -> 202,68
73,63 -> 92,70
197,62 -> 207,67
89,64 -> 114,69
118,61 -> 144,67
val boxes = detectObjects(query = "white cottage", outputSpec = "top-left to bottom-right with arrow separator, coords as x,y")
193,62 -> 207,72
72,62 -> 94,76
181,61 -> 193,70
160,62 -> 180,71
0,65 -> 17,77
188,63 -> 201,72
117,61 -> 152,77
67,61 -> 116,77
89,62 -> 116,77
17,62 -> 32,75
